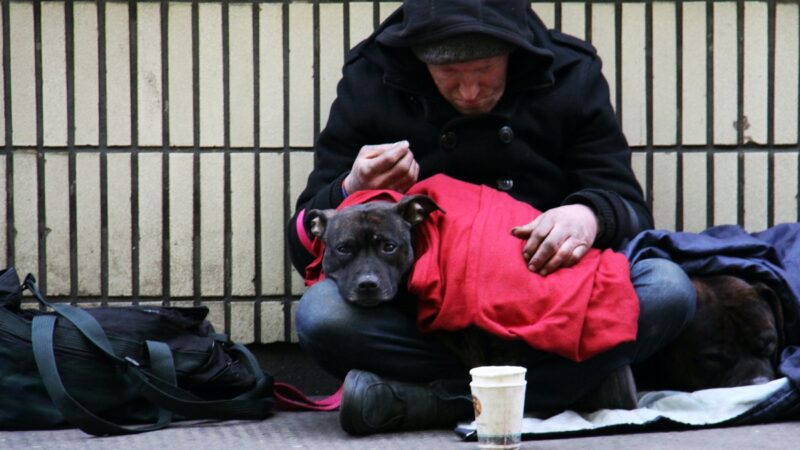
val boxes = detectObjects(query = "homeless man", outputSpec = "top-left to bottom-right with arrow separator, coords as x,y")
287,0 -> 697,435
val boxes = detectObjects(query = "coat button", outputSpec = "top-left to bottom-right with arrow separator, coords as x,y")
439,131 -> 458,150
498,126 -> 514,144
496,178 -> 514,191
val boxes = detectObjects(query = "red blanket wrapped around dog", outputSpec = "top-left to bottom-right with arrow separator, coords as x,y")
304,175 -> 639,362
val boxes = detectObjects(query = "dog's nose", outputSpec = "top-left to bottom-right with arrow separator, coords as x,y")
357,275 -> 380,291
749,376 -> 772,385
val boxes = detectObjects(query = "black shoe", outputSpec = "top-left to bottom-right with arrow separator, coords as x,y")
571,365 -> 639,411
339,369 -> 473,435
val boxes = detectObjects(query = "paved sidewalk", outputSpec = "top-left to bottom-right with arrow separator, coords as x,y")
2,412 -> 798,450
3,344 -> 797,449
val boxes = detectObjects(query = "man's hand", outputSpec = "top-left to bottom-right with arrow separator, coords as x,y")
510,204 -> 599,276
343,141 -> 420,194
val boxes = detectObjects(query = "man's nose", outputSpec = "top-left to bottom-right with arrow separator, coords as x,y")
458,80 -> 480,100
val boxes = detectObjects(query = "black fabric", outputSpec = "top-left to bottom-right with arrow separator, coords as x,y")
0,267 -> 274,435
378,0 -> 552,61
288,1 -> 652,273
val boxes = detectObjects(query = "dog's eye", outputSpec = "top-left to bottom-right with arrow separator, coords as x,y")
699,351 -> 735,372
759,339 -> 777,357
382,242 -> 398,253
335,245 -> 353,256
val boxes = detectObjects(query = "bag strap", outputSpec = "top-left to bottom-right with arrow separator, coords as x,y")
274,382 -> 342,411
210,333 -> 275,401
25,274 -> 272,436
32,315 -> 175,435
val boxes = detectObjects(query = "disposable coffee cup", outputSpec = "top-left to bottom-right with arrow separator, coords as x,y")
469,366 -> 527,450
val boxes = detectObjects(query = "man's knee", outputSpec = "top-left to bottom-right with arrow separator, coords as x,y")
632,258 -> 696,324
630,258 -> 697,359
295,279 -> 356,346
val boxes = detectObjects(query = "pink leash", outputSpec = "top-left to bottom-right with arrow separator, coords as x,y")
274,382 -> 343,411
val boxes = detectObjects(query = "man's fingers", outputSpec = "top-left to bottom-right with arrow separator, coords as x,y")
410,160 -> 420,182
511,215 -> 543,241
510,225 -> 531,238
521,217 -> 552,263
527,233 -> 559,272
361,141 -> 407,158
348,141 -> 414,193
363,147 -> 419,192
394,147 -> 416,173
395,160 -> 420,193
365,142 -> 409,169
539,239 -> 586,276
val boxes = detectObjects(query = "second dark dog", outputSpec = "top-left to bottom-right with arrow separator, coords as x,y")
636,274 -> 784,391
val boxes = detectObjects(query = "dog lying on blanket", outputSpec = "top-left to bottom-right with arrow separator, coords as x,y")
303,175 -> 639,366
636,274 -> 784,392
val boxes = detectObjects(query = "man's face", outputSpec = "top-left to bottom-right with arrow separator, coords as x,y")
426,54 -> 509,115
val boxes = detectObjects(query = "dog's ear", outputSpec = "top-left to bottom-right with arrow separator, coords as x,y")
394,195 -> 444,227
305,209 -> 336,239
755,281 -> 785,353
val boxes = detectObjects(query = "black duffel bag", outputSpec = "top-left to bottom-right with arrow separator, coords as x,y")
0,267 -> 274,435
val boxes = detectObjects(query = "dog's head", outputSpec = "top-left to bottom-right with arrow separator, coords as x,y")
306,195 -> 442,307
662,275 -> 784,391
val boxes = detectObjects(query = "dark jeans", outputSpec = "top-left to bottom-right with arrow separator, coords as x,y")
295,258 -> 696,410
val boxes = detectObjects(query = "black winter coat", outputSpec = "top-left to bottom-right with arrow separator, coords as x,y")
288,1 -> 652,274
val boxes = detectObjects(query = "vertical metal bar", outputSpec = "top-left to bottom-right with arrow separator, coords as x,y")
282,0 -> 292,342
706,0 -> 715,228
192,0 -> 201,305
736,0 -> 745,148
222,0 -> 232,334
585,0 -> 592,44
98,0 -> 109,304
129,0 -> 140,303
372,0 -> 379,30
737,150 -> 745,227
343,0 -> 350,57
161,0 -> 170,305
676,0 -> 685,231
33,1 -> 46,293
66,0 -> 78,302
313,0 -> 320,141
252,0 -> 262,343
736,0 -> 744,227
644,0 -> 654,215
554,0 -> 562,32
2,0 -> 12,268
615,0 -> 622,126
766,0 -> 776,228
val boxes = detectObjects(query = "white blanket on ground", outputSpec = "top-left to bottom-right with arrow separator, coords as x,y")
457,378 -> 790,439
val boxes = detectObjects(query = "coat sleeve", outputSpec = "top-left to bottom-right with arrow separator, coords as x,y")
287,59 -> 378,274
561,56 -> 654,250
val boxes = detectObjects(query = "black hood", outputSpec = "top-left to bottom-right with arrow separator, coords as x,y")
354,0 -> 568,95
377,0 -> 554,63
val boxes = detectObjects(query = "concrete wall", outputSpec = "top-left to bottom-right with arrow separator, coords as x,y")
1,1 -> 798,343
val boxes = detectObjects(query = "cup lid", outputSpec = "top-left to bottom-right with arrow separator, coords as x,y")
469,366 -> 527,378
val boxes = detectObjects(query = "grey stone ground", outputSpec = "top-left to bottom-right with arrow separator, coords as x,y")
2,344 -> 798,449
1,414 -> 798,450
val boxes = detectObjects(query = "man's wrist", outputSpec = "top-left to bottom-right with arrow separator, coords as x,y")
575,203 -> 601,240
563,190 -> 614,248
342,173 -> 354,198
